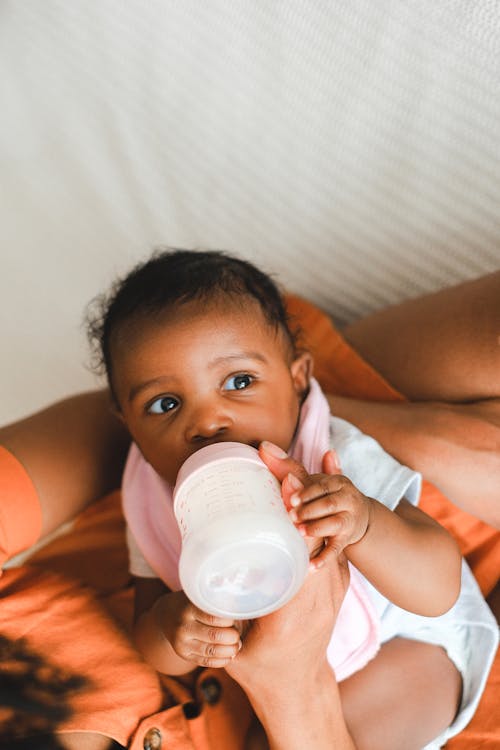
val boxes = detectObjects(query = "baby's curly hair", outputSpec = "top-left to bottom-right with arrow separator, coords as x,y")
86,248 -> 301,401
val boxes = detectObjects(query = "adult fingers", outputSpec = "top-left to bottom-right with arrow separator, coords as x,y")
322,448 -> 341,475
309,538 -> 341,571
258,441 -> 310,483
298,513 -> 351,549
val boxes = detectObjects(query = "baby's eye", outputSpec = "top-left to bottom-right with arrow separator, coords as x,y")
147,395 -> 179,414
223,374 -> 254,391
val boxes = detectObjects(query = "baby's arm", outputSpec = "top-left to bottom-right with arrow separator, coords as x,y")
132,577 -> 242,675
264,444 -> 462,617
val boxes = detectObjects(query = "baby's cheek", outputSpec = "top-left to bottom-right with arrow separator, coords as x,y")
145,450 -> 182,486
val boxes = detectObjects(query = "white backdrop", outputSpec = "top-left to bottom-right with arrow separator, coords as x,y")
2,1 -> 500,424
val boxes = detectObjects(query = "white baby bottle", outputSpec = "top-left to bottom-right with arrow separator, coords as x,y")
173,442 -> 309,619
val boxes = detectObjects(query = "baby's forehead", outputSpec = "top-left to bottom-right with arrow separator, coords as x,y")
112,294 -> 291,354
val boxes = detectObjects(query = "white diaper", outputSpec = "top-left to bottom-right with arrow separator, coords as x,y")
368,561 -> 499,749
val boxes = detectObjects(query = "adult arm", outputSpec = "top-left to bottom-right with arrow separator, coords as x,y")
343,271 -> 500,402
226,546 -> 354,750
327,395 -> 500,528
0,389 -> 130,539
335,271 -> 500,528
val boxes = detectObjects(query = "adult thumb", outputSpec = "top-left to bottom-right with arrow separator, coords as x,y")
258,441 -> 309,484
322,448 -> 341,475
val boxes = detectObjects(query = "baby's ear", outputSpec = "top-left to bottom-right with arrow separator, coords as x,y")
290,351 -> 313,397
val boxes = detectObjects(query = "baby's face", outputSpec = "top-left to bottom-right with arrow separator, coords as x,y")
112,299 -> 311,485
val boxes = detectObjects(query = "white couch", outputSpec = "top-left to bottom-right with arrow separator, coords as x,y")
2,1 -> 499,424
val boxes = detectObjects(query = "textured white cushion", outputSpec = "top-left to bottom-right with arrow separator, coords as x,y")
1,1 -> 499,421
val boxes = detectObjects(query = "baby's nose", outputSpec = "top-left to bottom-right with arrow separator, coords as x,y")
185,403 -> 233,442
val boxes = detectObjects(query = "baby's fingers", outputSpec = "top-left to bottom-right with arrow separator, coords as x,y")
296,512 -> 350,544
193,608 -> 237,629
180,621 -> 242,667
289,475 -> 346,520
296,474 -> 348,508
190,637 -> 242,668
190,620 -> 241,647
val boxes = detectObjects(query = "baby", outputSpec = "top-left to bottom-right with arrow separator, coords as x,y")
87,248 -> 498,749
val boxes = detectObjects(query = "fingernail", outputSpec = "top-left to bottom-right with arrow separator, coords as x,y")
287,473 -> 303,491
290,493 -> 301,508
261,441 -> 288,458
328,450 -> 340,471
289,509 -> 298,522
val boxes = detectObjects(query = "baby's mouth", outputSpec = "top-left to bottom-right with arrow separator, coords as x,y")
190,437 -> 261,453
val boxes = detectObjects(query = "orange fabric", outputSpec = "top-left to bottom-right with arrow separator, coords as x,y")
128,672 -> 252,750
287,293 -> 404,401
0,294 -> 498,748
0,565 -> 163,746
0,473 -> 251,747
0,446 -> 42,569
418,481 -> 500,596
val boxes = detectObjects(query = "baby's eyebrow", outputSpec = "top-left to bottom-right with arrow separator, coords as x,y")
207,351 -> 268,368
128,377 -> 171,403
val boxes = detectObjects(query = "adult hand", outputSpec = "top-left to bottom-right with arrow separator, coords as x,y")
227,443 -> 350,686
225,445 -> 355,750
225,509 -> 351,747
225,547 -> 349,686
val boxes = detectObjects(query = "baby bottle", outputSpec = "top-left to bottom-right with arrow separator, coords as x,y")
173,442 -> 309,619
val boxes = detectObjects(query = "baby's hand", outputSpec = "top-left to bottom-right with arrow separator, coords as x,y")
287,466 -> 371,569
259,442 -> 372,570
160,590 -> 242,668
